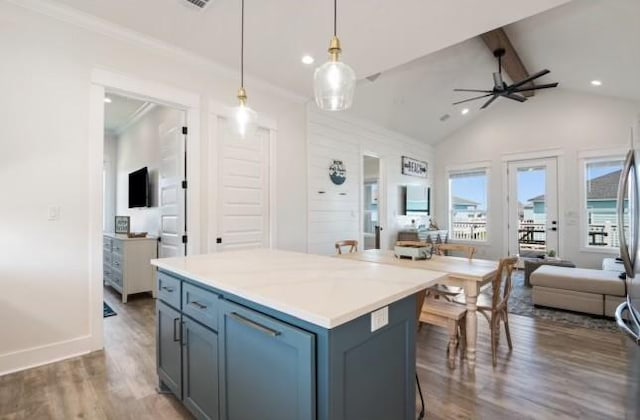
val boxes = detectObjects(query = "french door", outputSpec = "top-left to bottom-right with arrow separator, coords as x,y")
507,158 -> 559,257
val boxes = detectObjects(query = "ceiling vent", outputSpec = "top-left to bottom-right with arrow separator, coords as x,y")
182,0 -> 212,9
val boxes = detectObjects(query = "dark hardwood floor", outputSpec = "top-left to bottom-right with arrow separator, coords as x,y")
0,286 -> 631,419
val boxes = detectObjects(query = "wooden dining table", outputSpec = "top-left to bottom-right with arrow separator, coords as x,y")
339,249 -> 499,370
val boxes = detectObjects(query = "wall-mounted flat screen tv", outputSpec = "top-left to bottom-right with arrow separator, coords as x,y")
128,167 -> 150,208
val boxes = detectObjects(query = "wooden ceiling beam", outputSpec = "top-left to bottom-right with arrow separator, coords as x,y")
480,28 -> 535,97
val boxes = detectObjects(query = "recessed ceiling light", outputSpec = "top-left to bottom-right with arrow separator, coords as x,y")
104,97 -> 112,103
301,55 -> 314,65
591,80 -> 602,86
461,108 -> 470,115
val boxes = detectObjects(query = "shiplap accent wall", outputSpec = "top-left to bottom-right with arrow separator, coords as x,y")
307,109 -> 434,255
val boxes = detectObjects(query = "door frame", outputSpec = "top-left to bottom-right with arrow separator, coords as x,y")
89,68 -> 201,352
501,149 -> 565,259
207,100 -> 278,253
360,151 -> 386,251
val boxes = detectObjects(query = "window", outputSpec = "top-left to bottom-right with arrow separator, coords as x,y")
583,158 -> 625,249
448,169 -> 488,242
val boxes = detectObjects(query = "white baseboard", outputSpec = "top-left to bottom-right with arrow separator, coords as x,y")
0,335 -> 98,376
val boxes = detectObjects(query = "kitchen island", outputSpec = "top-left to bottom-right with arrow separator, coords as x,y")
151,249 -> 446,420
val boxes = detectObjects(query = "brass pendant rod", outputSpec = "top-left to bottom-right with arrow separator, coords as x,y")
333,0 -> 337,37
240,0 -> 245,88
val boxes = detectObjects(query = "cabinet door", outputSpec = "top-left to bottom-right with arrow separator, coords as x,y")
219,301 -> 315,420
157,300 -> 182,398
182,317 -> 219,420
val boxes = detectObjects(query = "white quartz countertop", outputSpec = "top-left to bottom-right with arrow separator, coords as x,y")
151,249 -> 447,329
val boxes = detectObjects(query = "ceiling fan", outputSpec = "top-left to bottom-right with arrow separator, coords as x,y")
453,48 -> 559,109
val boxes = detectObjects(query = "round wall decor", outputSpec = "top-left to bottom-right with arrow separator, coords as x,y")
329,160 -> 346,185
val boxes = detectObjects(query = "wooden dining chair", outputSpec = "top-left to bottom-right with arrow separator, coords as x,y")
427,244 -> 478,300
418,292 -> 467,369
451,256 -> 518,366
435,243 -> 477,259
334,240 -> 358,255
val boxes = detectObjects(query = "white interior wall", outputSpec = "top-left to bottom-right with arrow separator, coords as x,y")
307,108 -> 433,255
434,89 -> 640,268
0,2 -> 307,375
103,132 -> 118,233
115,104 -> 184,237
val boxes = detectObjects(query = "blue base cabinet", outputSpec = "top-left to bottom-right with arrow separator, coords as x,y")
182,317 -> 219,420
219,300 -> 315,420
157,300 -> 182,399
156,270 -> 417,420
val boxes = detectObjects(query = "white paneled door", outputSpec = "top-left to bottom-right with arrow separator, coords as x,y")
216,120 -> 270,251
159,112 -> 187,257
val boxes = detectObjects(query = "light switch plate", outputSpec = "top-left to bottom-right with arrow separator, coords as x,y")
48,206 -> 60,221
371,306 -> 389,332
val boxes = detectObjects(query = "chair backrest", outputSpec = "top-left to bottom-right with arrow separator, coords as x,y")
436,244 -> 477,260
490,256 -> 519,313
335,240 -> 358,255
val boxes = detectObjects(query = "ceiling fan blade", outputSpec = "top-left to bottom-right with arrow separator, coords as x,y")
452,94 -> 494,105
480,95 -> 498,109
511,82 -> 559,93
504,93 -> 527,103
454,89 -> 494,93
510,69 -> 551,89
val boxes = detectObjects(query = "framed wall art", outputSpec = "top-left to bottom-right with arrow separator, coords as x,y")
115,216 -> 130,234
401,156 -> 428,178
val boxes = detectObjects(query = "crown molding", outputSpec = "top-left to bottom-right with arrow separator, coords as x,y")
6,0 -> 308,104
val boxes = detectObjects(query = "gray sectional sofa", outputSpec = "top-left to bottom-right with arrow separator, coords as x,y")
530,265 -> 626,317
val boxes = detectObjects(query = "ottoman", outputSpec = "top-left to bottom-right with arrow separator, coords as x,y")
530,265 -> 626,316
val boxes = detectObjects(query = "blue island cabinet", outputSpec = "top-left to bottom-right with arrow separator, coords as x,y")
156,270 -> 418,420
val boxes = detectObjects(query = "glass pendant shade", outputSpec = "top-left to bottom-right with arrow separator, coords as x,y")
229,100 -> 258,140
314,59 -> 356,111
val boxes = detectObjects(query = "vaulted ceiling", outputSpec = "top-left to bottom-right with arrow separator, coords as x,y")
51,0 -> 570,97
346,0 -> 640,144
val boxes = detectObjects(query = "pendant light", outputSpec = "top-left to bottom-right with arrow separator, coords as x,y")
230,0 -> 257,140
313,0 -> 356,111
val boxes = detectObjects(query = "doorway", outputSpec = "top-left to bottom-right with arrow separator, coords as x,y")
363,155 -> 382,250
90,70 -> 202,353
507,158 -> 559,257
101,91 -> 188,349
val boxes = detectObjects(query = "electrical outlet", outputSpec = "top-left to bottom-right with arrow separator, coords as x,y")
370,306 -> 389,332
48,206 -> 60,221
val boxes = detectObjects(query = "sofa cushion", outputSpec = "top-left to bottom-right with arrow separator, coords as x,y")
532,285 -> 603,316
530,265 -> 626,296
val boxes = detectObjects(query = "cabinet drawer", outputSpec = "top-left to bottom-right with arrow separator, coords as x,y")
111,253 -> 123,270
183,283 -> 219,331
103,266 -> 112,282
111,268 -> 123,287
103,236 -> 112,251
103,252 -> 112,266
158,272 -> 181,309
112,239 -> 124,255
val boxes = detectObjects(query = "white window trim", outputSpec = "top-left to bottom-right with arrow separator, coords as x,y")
446,162 -> 491,245
578,151 -> 626,253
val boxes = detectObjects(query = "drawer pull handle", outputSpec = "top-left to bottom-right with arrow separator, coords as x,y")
161,286 -> 175,293
230,312 -> 281,337
173,317 -> 181,342
189,301 -> 207,310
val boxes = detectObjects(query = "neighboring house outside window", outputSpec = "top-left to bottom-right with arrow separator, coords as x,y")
448,168 -> 489,242
583,157 -> 626,250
